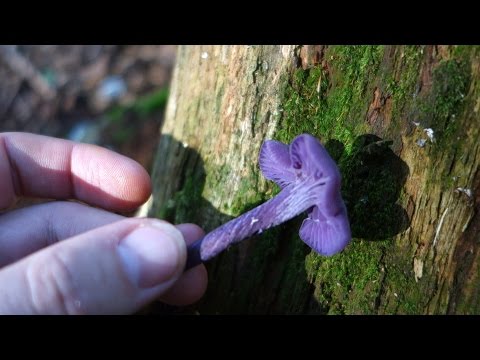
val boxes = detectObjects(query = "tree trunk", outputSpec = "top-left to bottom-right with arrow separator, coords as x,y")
145,45 -> 480,314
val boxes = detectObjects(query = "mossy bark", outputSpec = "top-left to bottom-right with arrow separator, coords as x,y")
146,45 -> 480,314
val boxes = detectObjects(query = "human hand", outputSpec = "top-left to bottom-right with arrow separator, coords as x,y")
0,132 -> 208,314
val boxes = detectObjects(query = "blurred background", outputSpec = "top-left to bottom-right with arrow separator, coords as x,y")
0,45 -> 177,174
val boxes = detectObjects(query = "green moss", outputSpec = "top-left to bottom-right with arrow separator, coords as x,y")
263,46 -> 401,313
277,46 -> 385,154
379,247 -> 427,314
418,58 -> 471,192
156,165 -> 205,224
229,178 -> 269,216
454,261 -> 480,314
206,45 -> 434,314
383,46 -> 424,123
426,59 -> 470,144
309,240 -> 425,315
452,45 -> 480,59
166,46 -> 477,314
314,240 -> 387,314
266,45 -> 423,314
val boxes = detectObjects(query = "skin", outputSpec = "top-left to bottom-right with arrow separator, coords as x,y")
0,132 -> 208,314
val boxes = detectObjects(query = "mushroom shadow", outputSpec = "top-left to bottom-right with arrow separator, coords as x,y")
144,135 -> 322,314
325,134 -> 411,240
144,133 -> 411,314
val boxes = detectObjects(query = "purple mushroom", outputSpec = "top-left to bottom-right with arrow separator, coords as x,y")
185,134 -> 351,270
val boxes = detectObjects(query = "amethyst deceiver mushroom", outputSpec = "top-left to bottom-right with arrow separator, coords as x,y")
185,134 -> 351,270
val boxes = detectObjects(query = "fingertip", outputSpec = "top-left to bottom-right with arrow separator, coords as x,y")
120,221 -> 189,289
0,133 -> 153,212
71,144 -> 152,211
175,223 -> 205,245
159,264 -> 208,306
151,223 -> 207,306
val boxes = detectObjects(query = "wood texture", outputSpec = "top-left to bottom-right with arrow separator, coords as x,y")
146,45 -> 480,314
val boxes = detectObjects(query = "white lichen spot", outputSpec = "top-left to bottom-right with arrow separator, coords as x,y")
424,128 -> 435,143
434,207 -> 449,246
262,61 -> 269,72
413,258 -> 424,282
226,103 -> 233,116
201,52 -> 209,59
166,94 -> 177,121
281,45 -> 290,59
455,187 -> 473,198
416,138 -> 427,148
250,217 -> 259,225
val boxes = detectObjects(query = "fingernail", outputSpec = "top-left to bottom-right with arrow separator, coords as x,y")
118,222 -> 186,288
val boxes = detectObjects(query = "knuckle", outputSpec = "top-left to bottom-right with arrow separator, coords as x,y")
26,252 -> 84,315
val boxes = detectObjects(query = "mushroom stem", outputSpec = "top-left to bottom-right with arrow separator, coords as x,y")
185,181 -> 320,270
184,133 -> 352,270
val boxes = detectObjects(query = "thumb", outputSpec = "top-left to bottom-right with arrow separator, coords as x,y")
0,218 -> 187,314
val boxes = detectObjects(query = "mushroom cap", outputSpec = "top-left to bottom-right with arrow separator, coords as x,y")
259,134 -> 351,256
258,138 -> 295,189
299,203 -> 351,256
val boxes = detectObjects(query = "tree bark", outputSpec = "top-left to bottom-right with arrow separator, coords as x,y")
145,45 -> 480,314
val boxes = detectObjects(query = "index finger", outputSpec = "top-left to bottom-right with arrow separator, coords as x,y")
0,132 -> 152,211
